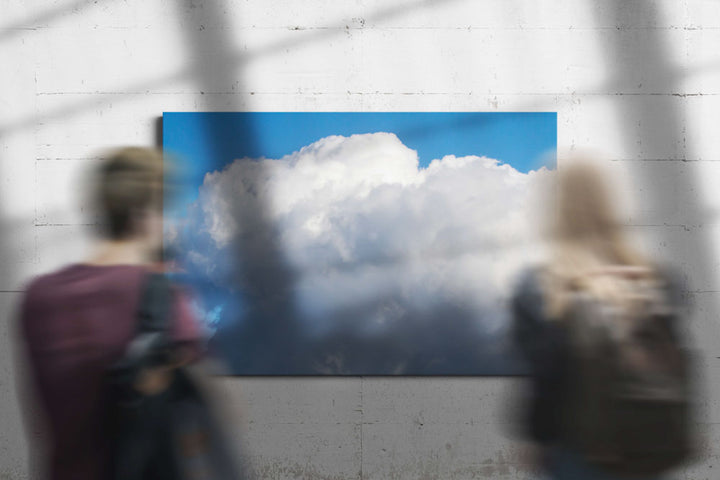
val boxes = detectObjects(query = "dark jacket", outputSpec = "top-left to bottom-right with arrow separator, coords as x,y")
19,264 -> 202,480
511,268 -> 571,444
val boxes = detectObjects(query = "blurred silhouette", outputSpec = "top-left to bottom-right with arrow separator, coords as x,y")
15,147 -> 242,479
511,157 -> 697,479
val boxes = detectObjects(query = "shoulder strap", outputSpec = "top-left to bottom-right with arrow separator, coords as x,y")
136,272 -> 174,335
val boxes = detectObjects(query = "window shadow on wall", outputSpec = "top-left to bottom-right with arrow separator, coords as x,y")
595,1 -> 720,325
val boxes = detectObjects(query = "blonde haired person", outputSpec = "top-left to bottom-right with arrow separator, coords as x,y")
511,158 -> 689,480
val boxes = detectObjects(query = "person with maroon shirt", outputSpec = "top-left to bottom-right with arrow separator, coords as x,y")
18,147 -> 203,480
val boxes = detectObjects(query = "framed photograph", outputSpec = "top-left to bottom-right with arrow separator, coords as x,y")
163,112 -> 556,375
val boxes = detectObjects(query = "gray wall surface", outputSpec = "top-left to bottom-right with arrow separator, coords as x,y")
2,1 -> 720,478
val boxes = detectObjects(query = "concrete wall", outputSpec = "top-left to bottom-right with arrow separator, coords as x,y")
2,1 -> 720,478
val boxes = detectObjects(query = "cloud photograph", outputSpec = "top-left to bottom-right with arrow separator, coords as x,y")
164,112 -> 556,375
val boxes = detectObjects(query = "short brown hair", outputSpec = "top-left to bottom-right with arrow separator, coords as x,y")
96,147 -> 163,239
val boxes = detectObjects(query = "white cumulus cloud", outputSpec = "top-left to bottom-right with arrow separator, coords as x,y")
178,132 -> 551,335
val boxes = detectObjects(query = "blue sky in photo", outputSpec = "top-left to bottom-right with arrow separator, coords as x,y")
162,112 -> 557,374
163,112 -> 556,209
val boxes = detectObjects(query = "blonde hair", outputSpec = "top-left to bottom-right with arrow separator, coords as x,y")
543,158 -> 652,318
96,147 -> 164,239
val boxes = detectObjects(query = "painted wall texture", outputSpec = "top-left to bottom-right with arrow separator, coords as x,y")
2,1 -> 720,478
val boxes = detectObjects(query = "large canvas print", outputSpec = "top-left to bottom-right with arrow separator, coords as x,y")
163,112 -> 556,375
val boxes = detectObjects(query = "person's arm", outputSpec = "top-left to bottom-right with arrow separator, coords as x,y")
511,269 -> 549,366
14,281 -> 53,472
511,269 -> 569,446
133,281 -> 205,395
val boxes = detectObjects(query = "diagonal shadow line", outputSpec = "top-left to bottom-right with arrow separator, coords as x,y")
0,0 -> 108,43
0,0 -> 465,138
594,2 -> 720,329
173,0 -> 300,378
8,25 -> 720,139
4,0 -> 720,139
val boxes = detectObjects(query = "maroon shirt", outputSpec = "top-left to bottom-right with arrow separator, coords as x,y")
19,264 -> 203,480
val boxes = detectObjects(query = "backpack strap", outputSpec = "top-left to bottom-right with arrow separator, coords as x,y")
136,272 -> 173,335
115,273 -> 175,375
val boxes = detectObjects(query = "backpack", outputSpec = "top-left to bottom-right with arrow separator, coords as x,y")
104,273 -> 244,480
560,269 -> 694,476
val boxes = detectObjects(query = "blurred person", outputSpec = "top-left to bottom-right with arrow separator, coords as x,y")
511,158 -> 696,479
16,147 -> 204,479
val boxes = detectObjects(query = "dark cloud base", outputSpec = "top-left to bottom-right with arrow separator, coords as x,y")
207,299 -> 528,376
